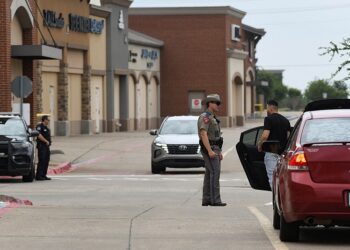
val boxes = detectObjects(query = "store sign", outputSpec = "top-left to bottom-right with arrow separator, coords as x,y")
43,10 -> 64,28
129,50 -> 138,63
69,14 -> 104,34
192,99 -> 202,110
42,10 -> 104,34
141,49 -> 158,61
141,49 -> 158,69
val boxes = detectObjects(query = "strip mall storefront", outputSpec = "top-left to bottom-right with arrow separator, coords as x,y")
1,0 -> 61,127
36,0 -> 107,136
1,0 -> 162,135
128,29 -> 163,130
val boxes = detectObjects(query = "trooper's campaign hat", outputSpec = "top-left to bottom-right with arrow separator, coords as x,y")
205,94 -> 221,105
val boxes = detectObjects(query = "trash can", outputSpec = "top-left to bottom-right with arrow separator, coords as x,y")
254,104 -> 264,118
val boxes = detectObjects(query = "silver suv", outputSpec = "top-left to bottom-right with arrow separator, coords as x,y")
0,113 -> 39,182
150,116 -> 204,174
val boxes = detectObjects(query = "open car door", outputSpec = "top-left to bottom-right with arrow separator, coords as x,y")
236,126 -> 271,191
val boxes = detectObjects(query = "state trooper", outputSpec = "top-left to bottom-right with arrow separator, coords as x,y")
36,115 -> 52,181
198,94 -> 226,206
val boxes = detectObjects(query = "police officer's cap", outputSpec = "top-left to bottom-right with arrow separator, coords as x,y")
205,94 -> 221,105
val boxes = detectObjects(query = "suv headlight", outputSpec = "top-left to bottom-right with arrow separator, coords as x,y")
155,143 -> 169,153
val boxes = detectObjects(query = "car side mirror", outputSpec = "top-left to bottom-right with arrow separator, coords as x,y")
30,130 -> 40,137
149,129 -> 158,136
262,140 -> 280,154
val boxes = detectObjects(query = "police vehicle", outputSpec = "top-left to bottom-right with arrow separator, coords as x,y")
0,113 -> 39,182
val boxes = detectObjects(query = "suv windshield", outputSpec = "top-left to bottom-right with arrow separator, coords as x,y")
301,118 -> 350,145
0,118 -> 26,136
160,120 -> 198,135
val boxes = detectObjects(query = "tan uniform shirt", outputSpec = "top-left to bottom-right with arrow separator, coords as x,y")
198,110 -> 221,141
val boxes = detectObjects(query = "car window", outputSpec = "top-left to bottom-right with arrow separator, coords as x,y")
301,118 -> 350,145
159,120 -> 198,135
285,118 -> 301,151
0,118 -> 26,136
242,127 -> 263,146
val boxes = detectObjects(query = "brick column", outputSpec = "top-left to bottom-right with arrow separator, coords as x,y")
57,62 -> 69,136
36,62 -> 43,114
0,0 -> 11,112
22,0 -> 38,127
81,65 -> 92,134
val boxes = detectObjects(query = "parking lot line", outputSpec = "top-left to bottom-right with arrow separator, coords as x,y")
248,206 -> 289,250
223,146 -> 235,158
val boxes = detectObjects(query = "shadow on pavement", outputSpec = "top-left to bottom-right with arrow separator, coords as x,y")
300,226 -> 350,244
160,170 -> 205,175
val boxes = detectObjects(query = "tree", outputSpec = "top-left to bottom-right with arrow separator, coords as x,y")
304,79 -> 348,102
285,88 -> 304,110
256,70 -> 288,103
321,38 -> 350,80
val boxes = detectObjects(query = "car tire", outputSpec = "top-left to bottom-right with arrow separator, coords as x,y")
151,162 -> 165,174
273,199 -> 280,230
280,214 -> 299,242
22,162 -> 35,183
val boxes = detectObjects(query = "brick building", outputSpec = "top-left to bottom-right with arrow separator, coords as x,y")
129,7 -> 265,126
1,0 -> 61,126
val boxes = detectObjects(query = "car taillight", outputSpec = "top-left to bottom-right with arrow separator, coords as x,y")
287,150 -> 309,171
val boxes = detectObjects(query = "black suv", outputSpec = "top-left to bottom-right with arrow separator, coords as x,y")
0,113 -> 39,182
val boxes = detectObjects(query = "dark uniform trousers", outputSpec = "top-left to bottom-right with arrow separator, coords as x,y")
37,144 -> 50,178
202,145 -> 222,204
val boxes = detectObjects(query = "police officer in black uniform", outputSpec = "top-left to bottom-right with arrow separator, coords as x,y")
198,94 -> 226,206
36,115 -> 52,181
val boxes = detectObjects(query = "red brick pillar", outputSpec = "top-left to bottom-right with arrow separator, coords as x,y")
22,0 -> 38,127
0,0 -> 12,112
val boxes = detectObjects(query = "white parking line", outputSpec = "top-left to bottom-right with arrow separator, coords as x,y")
223,146 -> 235,158
248,206 -> 289,250
51,175 -> 244,182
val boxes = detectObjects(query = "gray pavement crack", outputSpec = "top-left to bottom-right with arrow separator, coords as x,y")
181,187 -> 201,205
127,206 -> 154,250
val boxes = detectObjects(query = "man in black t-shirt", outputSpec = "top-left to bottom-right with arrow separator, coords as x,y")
258,100 -> 291,188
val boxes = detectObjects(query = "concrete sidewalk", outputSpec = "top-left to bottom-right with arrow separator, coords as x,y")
47,111 -> 301,175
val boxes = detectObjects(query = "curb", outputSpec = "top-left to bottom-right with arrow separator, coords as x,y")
0,196 -> 33,217
47,162 -> 73,175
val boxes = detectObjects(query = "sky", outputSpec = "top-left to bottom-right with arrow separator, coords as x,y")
91,0 -> 350,92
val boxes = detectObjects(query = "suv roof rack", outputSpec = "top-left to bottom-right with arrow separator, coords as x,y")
0,112 -> 21,117
304,99 -> 350,112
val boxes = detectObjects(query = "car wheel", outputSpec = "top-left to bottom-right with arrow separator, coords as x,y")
151,162 -> 165,174
280,214 -> 299,242
273,199 -> 280,230
22,162 -> 35,183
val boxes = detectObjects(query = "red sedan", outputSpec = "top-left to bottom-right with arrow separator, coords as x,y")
236,99 -> 350,242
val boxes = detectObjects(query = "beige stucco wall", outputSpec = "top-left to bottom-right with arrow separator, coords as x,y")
128,77 -> 136,120
68,74 -> 82,121
41,73 -> 58,135
90,76 -> 104,133
37,0 -> 90,55
11,15 -> 22,45
246,86 -> 252,116
67,50 -> 84,74
148,78 -> 158,118
41,73 -> 58,116
114,77 -> 120,119
41,60 -> 60,73
227,58 -> 244,119
89,16 -> 106,71
136,76 -> 147,130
